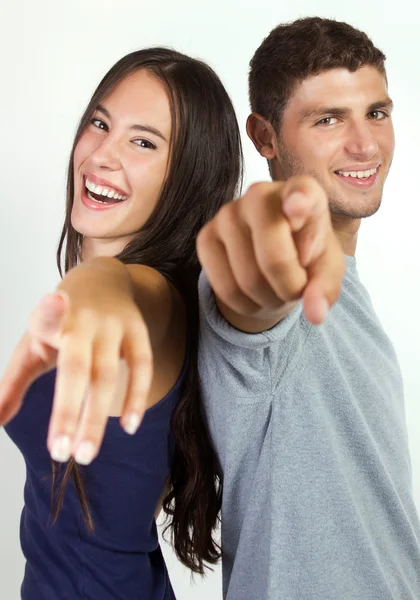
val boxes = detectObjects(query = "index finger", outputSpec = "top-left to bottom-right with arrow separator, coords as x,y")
282,176 -> 329,232
240,186 -> 307,301
281,177 -> 331,267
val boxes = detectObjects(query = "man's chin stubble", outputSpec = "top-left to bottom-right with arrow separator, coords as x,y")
329,197 -> 382,220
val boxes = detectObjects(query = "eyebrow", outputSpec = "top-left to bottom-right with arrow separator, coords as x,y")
96,105 -> 168,142
299,98 -> 394,122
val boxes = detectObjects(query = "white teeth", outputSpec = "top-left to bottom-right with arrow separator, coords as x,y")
101,188 -> 117,199
86,179 -> 96,192
85,177 -> 128,200
337,167 -> 377,179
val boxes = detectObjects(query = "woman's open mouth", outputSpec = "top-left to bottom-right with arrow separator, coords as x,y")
83,176 -> 129,206
81,175 -> 128,210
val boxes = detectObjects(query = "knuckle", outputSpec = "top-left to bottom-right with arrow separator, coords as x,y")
236,269 -> 265,299
57,351 -> 88,376
282,289 -> 301,303
217,203 -> 239,235
218,201 -> 235,221
100,315 -> 121,334
219,279 -> 245,307
260,255 -> 305,300
241,185 -> 266,214
239,195 -> 256,220
130,352 -> 153,373
61,312 -> 91,338
241,183 -> 276,218
246,182 -> 267,197
91,361 -> 118,385
196,222 -> 214,253
73,307 -> 94,325
261,248 -> 294,275
261,258 -> 283,279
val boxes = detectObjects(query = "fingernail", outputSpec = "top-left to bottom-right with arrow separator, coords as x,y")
123,413 -> 141,435
51,435 -> 72,463
75,441 -> 96,465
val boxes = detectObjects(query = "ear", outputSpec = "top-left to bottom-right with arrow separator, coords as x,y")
246,113 -> 277,159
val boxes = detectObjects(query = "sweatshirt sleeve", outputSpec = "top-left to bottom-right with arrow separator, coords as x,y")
198,270 -> 310,399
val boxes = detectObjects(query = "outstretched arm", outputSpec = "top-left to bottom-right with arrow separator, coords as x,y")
197,176 -> 345,333
0,257 -> 185,465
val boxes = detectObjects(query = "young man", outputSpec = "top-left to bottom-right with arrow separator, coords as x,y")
197,17 -> 420,600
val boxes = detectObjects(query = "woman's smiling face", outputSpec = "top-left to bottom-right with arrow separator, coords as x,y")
72,69 -> 172,255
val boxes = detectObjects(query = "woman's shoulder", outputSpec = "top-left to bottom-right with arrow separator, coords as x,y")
125,264 -> 186,344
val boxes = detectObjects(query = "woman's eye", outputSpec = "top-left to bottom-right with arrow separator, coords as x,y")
133,139 -> 156,150
90,118 -> 108,131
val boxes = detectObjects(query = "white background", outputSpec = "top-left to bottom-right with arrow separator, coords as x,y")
0,1 -> 419,598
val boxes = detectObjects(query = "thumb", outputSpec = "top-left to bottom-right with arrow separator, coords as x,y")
29,291 -> 68,349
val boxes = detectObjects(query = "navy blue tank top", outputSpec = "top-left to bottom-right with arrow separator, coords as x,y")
4,360 -> 187,600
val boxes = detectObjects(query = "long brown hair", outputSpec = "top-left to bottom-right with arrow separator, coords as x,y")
53,47 -> 243,574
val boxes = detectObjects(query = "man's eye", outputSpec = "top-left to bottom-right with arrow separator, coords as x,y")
90,118 -> 108,130
133,139 -> 156,150
317,117 -> 338,126
369,110 -> 387,120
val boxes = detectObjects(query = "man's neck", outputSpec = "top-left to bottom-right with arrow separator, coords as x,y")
331,214 -> 361,256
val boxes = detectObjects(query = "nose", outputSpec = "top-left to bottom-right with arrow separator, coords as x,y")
345,121 -> 378,161
89,134 -> 122,171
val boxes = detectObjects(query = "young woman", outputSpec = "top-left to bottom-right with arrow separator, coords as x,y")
0,48 -> 242,599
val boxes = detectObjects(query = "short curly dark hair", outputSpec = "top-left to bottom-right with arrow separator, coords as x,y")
249,17 -> 386,132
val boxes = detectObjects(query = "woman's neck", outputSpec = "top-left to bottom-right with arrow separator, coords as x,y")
81,236 -> 133,262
